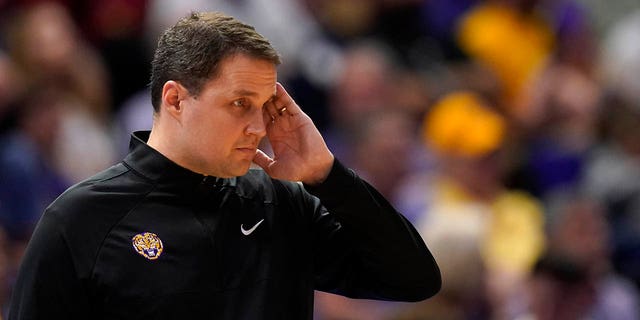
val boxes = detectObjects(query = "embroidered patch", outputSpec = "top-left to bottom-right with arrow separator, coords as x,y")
132,232 -> 164,260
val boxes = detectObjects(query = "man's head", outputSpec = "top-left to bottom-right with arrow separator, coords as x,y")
147,12 -> 281,178
150,11 -> 281,112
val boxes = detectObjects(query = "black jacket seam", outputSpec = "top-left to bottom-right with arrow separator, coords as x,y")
88,179 -> 159,279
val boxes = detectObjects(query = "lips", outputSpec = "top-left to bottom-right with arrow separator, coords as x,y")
235,139 -> 260,158
235,146 -> 257,157
236,143 -> 258,150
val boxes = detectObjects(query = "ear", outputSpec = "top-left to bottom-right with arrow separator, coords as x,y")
161,80 -> 189,120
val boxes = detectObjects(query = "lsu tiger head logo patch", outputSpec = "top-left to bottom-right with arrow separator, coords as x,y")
132,232 -> 164,260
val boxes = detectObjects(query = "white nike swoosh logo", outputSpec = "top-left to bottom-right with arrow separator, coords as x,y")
241,219 -> 264,236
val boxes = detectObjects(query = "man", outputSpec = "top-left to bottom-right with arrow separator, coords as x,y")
8,12 -> 440,319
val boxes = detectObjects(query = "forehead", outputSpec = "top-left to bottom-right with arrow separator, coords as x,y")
206,53 -> 277,94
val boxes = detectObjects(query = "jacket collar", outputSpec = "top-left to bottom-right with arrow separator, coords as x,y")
123,131 -> 236,190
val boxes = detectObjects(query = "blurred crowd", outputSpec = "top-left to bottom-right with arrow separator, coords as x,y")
0,0 -> 639,319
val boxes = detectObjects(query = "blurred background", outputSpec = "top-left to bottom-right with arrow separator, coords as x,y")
0,0 -> 639,319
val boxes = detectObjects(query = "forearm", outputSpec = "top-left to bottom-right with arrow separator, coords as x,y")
305,160 -> 441,301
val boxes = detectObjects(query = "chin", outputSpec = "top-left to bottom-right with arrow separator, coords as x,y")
225,163 -> 252,177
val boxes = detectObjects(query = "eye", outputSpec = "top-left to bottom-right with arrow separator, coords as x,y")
232,99 -> 250,109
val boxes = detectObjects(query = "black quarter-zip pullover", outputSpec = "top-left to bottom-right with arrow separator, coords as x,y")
9,131 -> 440,319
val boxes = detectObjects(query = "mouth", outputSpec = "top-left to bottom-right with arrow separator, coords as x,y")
235,147 -> 257,157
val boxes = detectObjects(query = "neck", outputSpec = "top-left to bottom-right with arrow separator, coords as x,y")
146,121 -> 194,173
147,122 -> 168,155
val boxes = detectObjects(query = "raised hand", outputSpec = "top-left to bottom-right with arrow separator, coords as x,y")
253,83 -> 334,185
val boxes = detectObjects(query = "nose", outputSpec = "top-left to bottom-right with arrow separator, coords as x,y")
245,108 -> 267,138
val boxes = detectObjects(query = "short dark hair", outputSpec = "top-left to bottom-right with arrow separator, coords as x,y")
149,12 -> 281,112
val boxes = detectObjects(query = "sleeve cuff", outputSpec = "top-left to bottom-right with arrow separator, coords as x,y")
303,159 -> 356,201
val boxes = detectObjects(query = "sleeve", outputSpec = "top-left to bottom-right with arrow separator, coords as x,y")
303,160 -> 441,302
8,209 -> 91,319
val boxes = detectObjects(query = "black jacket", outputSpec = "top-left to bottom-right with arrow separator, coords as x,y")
9,131 -> 440,319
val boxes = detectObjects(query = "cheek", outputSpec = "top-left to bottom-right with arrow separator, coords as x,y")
179,113 -> 216,152
182,104 -> 247,150
191,127 -> 223,153
189,118 -> 237,152
184,107 -> 218,136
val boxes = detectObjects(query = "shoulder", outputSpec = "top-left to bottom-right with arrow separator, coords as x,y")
45,162 -> 156,235
33,162 -> 157,276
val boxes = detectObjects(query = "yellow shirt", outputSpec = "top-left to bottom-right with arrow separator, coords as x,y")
418,178 -> 545,276
457,3 -> 554,109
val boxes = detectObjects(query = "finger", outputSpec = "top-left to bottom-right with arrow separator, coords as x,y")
264,97 -> 279,120
263,107 -> 274,126
273,82 -> 301,115
276,105 -> 288,115
253,149 -> 275,173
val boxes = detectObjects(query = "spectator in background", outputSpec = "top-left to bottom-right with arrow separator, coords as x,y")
0,85 -> 68,243
5,1 -> 110,119
517,196 -> 640,320
0,84 -> 70,312
418,0 -> 480,61
389,218 -> 488,320
601,9 -> 640,108
400,91 -> 545,319
582,93 -> 640,291
322,40 -> 398,162
80,0 -> 150,111
304,0 -> 379,44
348,109 -> 419,201
0,52 -> 19,131
522,253 -> 597,320
5,2 -> 116,183
510,0 -> 602,201
585,7 -> 640,291
456,0 -> 555,114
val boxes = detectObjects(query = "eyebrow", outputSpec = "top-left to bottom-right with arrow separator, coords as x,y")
232,89 -> 259,97
231,89 -> 277,103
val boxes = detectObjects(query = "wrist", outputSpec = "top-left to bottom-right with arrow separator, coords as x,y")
302,153 -> 335,186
